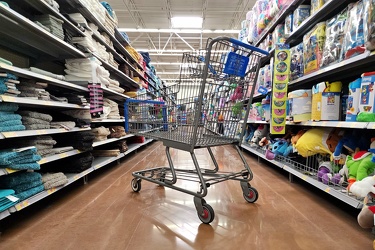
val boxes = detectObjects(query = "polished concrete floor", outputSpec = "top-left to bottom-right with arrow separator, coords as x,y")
0,141 -> 373,250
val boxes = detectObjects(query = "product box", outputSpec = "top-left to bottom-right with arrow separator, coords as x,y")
346,78 -> 361,121
311,0 -> 325,15
312,82 -> 341,121
288,89 -> 312,122
293,5 -> 310,31
303,22 -> 326,75
285,13 -> 293,37
359,72 -> 375,113
290,43 -> 304,80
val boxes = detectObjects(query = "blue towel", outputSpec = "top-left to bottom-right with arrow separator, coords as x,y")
0,119 -> 22,127
0,82 -> 7,94
101,2 -> 114,18
0,103 -> 19,112
8,154 -> 41,165
12,179 -> 43,194
7,162 -> 40,171
0,148 -> 38,165
0,114 -> 21,122
15,184 -> 44,201
0,189 -> 17,211
0,172 -> 42,187
0,124 -> 25,132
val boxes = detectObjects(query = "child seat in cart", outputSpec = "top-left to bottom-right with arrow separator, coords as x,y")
125,36 -> 268,224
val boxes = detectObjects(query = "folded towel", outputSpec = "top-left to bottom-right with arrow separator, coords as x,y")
15,184 -> 44,201
50,121 -> 76,130
0,172 -> 42,187
0,120 -> 23,127
12,179 -> 43,194
24,124 -> 50,130
0,189 -> 17,212
92,149 -> 120,157
0,103 -> 19,112
49,147 -> 74,154
50,95 -> 68,102
0,57 -> 12,66
0,124 -> 26,132
22,117 -> 51,125
44,179 -> 68,189
18,111 -> 53,122
42,172 -> 66,182
0,148 -> 37,165
91,126 -> 110,136
29,67 -> 65,81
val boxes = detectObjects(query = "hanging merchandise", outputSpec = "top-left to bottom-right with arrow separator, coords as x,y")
88,83 -> 103,118
303,22 -> 326,75
271,44 -> 291,134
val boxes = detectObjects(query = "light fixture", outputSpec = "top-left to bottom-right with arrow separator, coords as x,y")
117,28 -> 240,34
171,16 -> 203,29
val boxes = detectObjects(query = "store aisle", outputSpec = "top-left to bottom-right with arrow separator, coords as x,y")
0,141 -> 372,250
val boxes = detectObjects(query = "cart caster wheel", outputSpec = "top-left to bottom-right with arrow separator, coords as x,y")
243,187 -> 258,203
131,178 -> 141,192
197,203 -> 215,224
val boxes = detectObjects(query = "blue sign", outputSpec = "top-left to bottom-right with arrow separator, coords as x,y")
223,52 -> 249,77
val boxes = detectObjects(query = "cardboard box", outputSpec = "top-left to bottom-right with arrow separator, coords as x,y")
359,72 -> 375,113
288,89 -> 312,122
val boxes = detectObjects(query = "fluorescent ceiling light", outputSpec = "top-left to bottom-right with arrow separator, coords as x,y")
149,53 -> 183,56
171,17 -> 203,28
118,28 -> 240,34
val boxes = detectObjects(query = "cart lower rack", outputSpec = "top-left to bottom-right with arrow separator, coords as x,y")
126,37 -> 268,223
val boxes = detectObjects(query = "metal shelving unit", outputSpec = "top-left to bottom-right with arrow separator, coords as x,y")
92,134 -> 134,148
0,95 -> 89,109
91,119 -> 125,123
241,144 -> 362,208
38,149 -> 83,165
0,127 -> 91,140
0,139 -> 154,219
0,4 -> 85,59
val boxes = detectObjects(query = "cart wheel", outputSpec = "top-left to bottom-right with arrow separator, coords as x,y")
197,203 -> 215,224
243,186 -> 258,203
131,178 -> 141,192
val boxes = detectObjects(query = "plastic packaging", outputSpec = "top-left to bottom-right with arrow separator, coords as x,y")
290,43 -> 304,80
310,0 -> 325,15
293,5 -> 310,31
303,22 -> 326,75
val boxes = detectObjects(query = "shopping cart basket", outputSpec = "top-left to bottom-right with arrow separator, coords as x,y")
125,37 -> 268,224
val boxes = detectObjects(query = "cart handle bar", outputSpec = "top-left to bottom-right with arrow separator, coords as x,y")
228,38 -> 269,56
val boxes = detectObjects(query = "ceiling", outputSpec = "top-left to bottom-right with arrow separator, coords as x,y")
107,0 -> 257,83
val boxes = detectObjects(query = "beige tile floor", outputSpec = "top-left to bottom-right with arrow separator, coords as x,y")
0,141 -> 373,250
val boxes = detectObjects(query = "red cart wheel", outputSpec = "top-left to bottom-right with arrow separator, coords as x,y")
197,203 -> 215,224
243,187 -> 258,203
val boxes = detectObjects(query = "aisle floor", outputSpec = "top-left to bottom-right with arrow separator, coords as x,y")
0,141 -> 373,250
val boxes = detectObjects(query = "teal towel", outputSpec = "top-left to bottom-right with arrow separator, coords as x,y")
0,113 -> 22,122
6,162 -> 40,171
12,179 -> 43,194
8,154 -> 42,165
0,120 -> 22,127
0,103 -> 19,112
0,82 -> 7,94
15,184 -> 44,201
0,189 -> 15,198
0,199 -> 17,212
0,189 -> 17,212
0,148 -> 38,165
0,124 -> 25,132
0,172 -> 42,187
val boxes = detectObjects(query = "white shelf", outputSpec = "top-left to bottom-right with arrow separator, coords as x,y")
102,86 -> 130,100
241,143 -> 363,208
91,119 -> 125,123
0,95 -> 89,109
0,127 -> 91,139
286,121 -> 369,129
93,134 -> 134,147
0,63 -> 88,92
38,149 -> 83,165
0,168 -> 20,176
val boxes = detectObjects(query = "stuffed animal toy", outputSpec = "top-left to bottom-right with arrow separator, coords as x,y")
244,124 -> 257,143
250,124 -> 269,147
265,139 -> 293,160
317,161 -> 341,185
345,139 -> 375,189
333,129 -> 369,162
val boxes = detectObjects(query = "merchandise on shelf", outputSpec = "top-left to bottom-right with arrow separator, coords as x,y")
311,81 -> 342,121
359,71 -> 375,113
272,24 -> 286,45
303,22 -> 326,75
288,89 -> 312,122
0,103 -> 25,132
346,78 -> 362,121
342,0 -> 369,60
321,7 -> 349,67
310,0 -> 326,15
290,43 -> 304,80
255,0 -> 269,36
365,0 -> 375,51
293,5 -> 310,32
284,13 -> 293,37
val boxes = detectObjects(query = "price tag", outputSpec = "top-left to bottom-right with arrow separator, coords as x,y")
60,153 -> 68,158
337,122 -> 344,127
321,121 -> 327,127
2,96 -> 16,102
74,174 -> 80,180
38,158 -> 47,164
15,200 -> 29,210
5,168 -> 18,174
36,130 -> 47,135
96,164 -> 103,170
350,123 -> 357,128
6,195 -> 19,202
283,165 -> 288,170
47,187 -> 56,195
301,175 -> 307,181
3,131 -> 17,137
371,123 -> 375,129
325,187 -> 330,193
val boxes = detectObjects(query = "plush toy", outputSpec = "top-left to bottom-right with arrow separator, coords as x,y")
357,112 -> 375,122
265,139 -> 293,160
345,139 -> 375,189
244,124 -> 257,143
293,128 -> 341,158
333,129 -> 369,162
349,176 -> 375,228
317,161 -> 341,185
250,124 -> 269,147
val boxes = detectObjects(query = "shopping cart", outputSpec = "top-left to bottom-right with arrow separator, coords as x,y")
125,37 -> 268,223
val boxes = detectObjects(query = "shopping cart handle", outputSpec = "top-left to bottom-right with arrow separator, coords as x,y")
229,38 -> 269,55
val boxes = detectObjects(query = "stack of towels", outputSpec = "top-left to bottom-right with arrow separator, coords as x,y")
33,15 -> 64,40
63,93 -> 88,106
42,0 -> 60,12
0,147 -> 41,171
21,136 -> 57,157
0,189 -> 18,212
91,126 -> 110,142
103,98 -> 121,119
60,109 -> 91,128
42,172 -> 68,189
108,126 -> 126,138
0,73 -> 20,96
0,172 -> 44,201
43,152 -> 93,173
28,67 -> 65,81
19,111 -> 53,130
18,80 -> 50,100
57,131 -> 95,151
0,103 -> 25,132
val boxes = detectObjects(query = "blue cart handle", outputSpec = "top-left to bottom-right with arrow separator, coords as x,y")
229,38 -> 269,56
